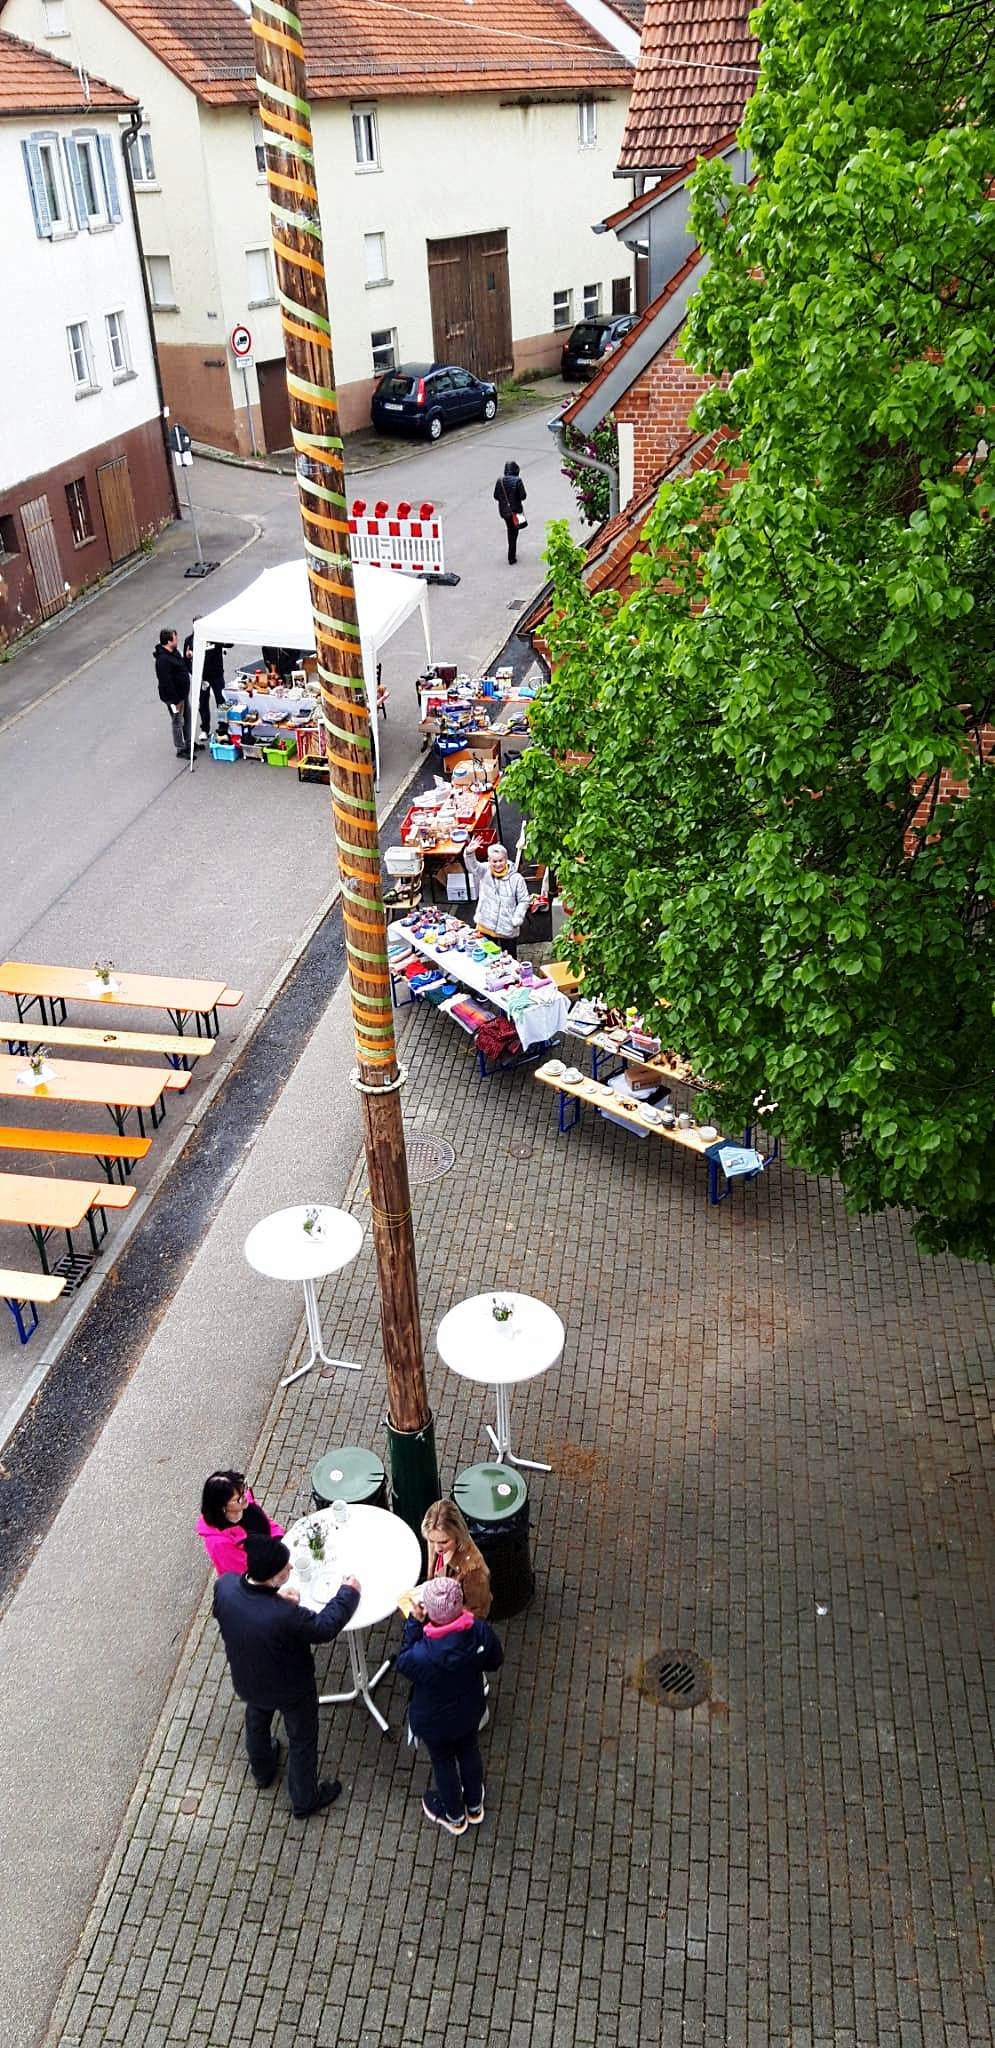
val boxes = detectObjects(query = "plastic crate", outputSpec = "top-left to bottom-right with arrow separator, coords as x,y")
209,739 -> 240,762
262,737 -> 297,765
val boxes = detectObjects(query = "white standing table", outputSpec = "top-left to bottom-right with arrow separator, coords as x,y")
285,1503 -> 421,1732
436,1291 -> 564,1473
244,1205 -> 364,1386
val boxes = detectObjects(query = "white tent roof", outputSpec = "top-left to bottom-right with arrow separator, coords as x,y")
188,559 -> 431,778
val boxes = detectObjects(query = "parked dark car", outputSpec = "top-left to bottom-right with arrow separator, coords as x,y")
370,362 -> 499,440
560,314 -> 635,379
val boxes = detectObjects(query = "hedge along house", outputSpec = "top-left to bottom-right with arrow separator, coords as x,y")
2,0 -> 640,452
0,28 -> 175,646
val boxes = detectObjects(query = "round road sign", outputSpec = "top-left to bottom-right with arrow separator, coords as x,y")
230,324 -> 253,359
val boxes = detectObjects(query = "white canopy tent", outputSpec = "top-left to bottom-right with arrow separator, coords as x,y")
187,558 -> 432,779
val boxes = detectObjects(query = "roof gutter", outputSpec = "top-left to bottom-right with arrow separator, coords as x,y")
548,414 -> 619,522
122,110 -> 181,519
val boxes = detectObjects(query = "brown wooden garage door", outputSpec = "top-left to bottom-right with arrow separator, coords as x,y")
427,230 -> 513,381
97,456 -> 140,562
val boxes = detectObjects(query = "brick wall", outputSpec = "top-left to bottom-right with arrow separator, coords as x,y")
614,324 -> 721,500
907,722 -> 995,848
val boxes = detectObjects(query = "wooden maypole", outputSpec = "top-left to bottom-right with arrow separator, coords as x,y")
249,0 -> 439,1529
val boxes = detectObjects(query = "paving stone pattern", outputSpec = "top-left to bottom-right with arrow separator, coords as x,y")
49,1006 -> 995,2048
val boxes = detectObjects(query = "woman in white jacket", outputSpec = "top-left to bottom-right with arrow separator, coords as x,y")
469,841 -> 530,955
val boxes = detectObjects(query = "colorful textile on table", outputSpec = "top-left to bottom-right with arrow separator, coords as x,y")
476,1016 -> 521,1063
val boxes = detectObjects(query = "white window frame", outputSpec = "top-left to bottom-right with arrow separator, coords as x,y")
578,98 -> 597,148
251,112 -> 267,179
42,0 -> 69,35
553,288 -> 573,330
105,309 -> 132,379
352,105 -> 380,171
74,133 -> 110,228
33,135 -> 72,235
246,244 -> 276,307
364,231 -> 389,288
582,283 -> 601,321
371,327 -> 397,375
131,124 -> 157,186
67,319 -> 98,395
146,254 -> 177,310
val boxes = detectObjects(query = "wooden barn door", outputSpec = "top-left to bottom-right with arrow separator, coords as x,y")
20,493 -> 67,617
96,456 -> 139,562
427,230 -> 513,380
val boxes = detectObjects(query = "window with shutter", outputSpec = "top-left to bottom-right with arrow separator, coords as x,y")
246,246 -> 274,304
22,135 -> 73,237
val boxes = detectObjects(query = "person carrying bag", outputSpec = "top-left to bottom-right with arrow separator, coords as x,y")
493,460 -> 527,564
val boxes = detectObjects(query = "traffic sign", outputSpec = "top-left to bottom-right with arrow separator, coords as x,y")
168,423 -> 192,460
230,323 -> 252,359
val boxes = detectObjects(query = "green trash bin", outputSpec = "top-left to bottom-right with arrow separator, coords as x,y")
452,1462 -> 533,1620
311,1445 -> 388,1511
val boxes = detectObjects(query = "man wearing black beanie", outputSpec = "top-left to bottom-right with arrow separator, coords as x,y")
212,1532 -> 360,1818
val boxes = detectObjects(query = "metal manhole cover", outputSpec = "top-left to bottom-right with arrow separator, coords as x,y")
507,1143 -> 533,1161
636,1649 -> 710,1710
406,1136 -> 456,1186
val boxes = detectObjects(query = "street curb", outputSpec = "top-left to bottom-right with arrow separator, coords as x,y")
0,513 -> 263,742
193,382 -> 568,479
0,749 -> 419,1455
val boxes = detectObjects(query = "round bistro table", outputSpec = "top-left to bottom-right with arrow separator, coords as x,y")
435,1291 -> 565,1474
244,1205 -> 363,1388
285,1501 -> 421,1734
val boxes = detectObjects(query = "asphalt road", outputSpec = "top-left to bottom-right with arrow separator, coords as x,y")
0,403 -> 576,1408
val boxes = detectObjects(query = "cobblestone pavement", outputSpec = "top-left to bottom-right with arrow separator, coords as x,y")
49,1003 -> 995,2048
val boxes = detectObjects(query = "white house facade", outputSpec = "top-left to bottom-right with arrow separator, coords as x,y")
2,0 -> 638,450
0,29 -> 174,643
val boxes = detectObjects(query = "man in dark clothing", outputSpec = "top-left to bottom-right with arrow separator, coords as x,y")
154,627 -> 195,758
493,460 -> 527,564
212,1533 -> 360,1818
183,621 -> 231,741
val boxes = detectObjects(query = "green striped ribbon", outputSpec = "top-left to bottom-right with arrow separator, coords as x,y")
288,371 -> 338,406
332,788 -> 377,816
269,201 -> 321,241
252,0 -> 303,30
256,76 -> 311,119
279,290 -> 330,335
326,719 -> 372,751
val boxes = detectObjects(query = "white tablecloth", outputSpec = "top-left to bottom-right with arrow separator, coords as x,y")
391,924 -> 569,1049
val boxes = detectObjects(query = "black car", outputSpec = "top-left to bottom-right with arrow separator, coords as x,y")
370,362 -> 498,440
560,314 -> 635,379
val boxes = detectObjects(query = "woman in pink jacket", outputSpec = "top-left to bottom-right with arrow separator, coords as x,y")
197,1468 -> 285,1575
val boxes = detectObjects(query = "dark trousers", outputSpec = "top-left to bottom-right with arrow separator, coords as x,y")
502,516 -> 518,564
199,673 -> 224,736
426,1732 -> 484,1819
167,698 -> 190,756
244,1688 -> 321,1814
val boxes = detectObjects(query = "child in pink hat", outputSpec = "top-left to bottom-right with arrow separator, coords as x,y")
397,1575 -> 504,1835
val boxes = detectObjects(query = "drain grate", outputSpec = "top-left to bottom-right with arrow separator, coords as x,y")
637,1649 -> 710,1710
406,1135 -> 456,1186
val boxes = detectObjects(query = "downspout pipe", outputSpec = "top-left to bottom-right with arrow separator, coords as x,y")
548,414 -> 620,521
122,111 -> 181,519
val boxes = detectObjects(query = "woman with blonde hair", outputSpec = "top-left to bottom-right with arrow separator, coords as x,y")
421,1499 -> 492,1619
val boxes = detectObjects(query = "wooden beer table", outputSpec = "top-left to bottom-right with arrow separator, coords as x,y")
0,961 -> 240,1037
0,1053 -> 189,1137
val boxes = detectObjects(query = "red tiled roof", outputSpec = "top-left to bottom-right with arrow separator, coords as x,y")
0,28 -> 135,112
602,0 -> 645,27
93,0 -> 633,105
560,240 -> 705,427
617,0 -> 757,171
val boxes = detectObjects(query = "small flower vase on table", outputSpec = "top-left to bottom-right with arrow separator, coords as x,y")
88,959 -> 120,999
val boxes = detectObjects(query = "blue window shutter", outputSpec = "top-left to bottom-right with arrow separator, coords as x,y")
64,135 -> 88,229
98,133 -> 122,222
21,138 -> 52,237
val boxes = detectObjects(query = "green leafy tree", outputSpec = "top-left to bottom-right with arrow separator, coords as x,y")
506,0 -> 995,1258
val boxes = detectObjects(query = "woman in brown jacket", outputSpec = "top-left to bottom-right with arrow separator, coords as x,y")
421,1500 -> 492,1619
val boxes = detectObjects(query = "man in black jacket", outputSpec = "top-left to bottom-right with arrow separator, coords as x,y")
183,621 -> 231,742
213,1533 -> 360,1818
154,627 -> 197,758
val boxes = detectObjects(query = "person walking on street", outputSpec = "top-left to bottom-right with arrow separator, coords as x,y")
494,460 -> 527,564
183,621 -> 231,742
397,1575 -> 503,1836
212,1532 -> 360,1818
155,627 -> 198,758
